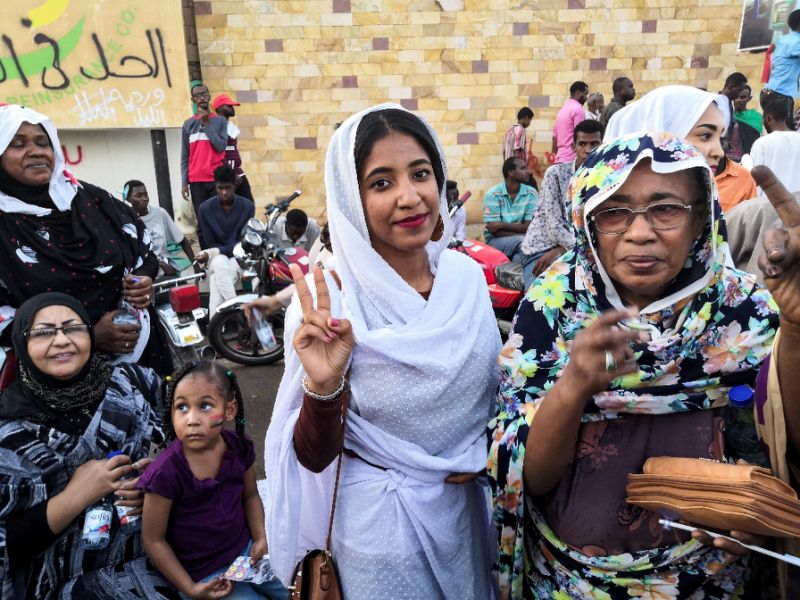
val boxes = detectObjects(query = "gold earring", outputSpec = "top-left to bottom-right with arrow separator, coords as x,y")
431,214 -> 445,241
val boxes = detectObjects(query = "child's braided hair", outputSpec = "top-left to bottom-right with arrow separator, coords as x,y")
161,360 -> 247,443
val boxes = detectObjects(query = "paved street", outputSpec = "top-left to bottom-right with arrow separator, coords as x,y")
220,357 -> 285,480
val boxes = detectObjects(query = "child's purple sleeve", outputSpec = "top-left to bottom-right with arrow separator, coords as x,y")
136,446 -> 180,499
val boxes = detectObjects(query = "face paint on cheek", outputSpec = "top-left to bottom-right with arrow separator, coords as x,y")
210,413 -> 225,428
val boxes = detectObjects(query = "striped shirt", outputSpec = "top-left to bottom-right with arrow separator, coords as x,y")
483,182 -> 538,242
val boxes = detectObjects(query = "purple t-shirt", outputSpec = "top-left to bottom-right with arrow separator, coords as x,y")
138,429 -> 255,582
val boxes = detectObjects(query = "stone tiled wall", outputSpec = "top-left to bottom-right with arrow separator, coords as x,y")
194,0 -> 765,228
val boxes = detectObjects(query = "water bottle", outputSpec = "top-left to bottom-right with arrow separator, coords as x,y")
106,451 -> 140,534
82,496 -> 112,550
113,298 -> 140,326
724,385 -> 767,467
252,310 -> 278,350
113,278 -> 140,326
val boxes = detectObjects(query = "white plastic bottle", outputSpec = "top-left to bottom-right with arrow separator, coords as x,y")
252,310 -> 278,350
82,497 -> 112,550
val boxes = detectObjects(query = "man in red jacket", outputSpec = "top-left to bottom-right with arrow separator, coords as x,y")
181,83 -> 228,247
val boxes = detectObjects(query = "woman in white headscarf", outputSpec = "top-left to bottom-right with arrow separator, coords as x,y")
604,85 -> 730,174
264,104 -> 501,598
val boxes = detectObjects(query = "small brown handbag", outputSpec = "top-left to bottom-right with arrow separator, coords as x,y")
288,393 -> 348,600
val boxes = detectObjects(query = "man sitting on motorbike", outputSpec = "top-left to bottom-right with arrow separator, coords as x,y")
243,222 -> 332,319
195,165 -> 254,314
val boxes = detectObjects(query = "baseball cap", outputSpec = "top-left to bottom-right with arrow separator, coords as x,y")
211,94 -> 241,110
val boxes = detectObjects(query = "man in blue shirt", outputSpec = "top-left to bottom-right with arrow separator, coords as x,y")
483,157 -> 537,263
196,165 -> 254,314
762,9 -> 800,130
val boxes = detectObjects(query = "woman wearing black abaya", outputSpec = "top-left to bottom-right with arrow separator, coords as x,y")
0,104 -> 171,375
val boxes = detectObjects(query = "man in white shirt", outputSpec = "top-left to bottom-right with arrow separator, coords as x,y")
446,180 -> 467,241
125,180 -> 196,276
751,97 -> 800,195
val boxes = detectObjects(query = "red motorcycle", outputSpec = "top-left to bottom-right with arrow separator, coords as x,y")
206,191 -> 311,365
448,192 -> 524,338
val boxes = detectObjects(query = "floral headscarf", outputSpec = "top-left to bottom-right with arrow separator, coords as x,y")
487,132 -> 778,599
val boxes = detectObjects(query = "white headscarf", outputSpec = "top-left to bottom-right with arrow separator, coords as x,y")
603,85 -> 731,141
264,104 -> 501,596
0,105 -> 78,216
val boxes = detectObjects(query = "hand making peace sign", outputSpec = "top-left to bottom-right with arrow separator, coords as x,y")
289,264 -> 354,395
755,166 -> 800,327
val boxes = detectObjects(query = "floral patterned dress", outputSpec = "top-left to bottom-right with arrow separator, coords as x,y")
488,133 -> 780,600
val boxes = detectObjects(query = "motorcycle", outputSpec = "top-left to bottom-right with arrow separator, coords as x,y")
447,192 -> 525,338
151,271 -> 215,367
206,190 -> 311,365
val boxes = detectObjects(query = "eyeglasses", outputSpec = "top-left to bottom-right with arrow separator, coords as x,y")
26,324 -> 90,340
192,91 -> 210,99
590,203 -> 693,235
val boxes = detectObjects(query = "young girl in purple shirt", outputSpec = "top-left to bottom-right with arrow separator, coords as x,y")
139,361 -> 285,600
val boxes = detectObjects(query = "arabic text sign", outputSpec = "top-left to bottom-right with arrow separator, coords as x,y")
0,0 -> 191,128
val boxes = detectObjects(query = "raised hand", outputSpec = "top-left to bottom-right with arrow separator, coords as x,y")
123,275 -> 153,309
562,308 -> 641,398
754,166 -> 800,327
290,264 -> 354,395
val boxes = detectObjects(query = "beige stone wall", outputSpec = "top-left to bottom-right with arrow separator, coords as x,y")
194,0 -> 765,227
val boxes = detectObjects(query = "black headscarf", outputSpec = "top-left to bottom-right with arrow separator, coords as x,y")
0,293 -> 112,431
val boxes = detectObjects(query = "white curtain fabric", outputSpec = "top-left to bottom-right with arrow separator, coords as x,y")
264,103 -> 501,598
0,104 -> 78,216
603,85 -> 731,141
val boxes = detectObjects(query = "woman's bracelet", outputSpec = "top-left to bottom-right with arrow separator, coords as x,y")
302,374 -> 347,402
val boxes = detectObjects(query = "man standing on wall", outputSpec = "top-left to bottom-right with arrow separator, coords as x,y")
762,9 -> 800,130
551,81 -> 589,164
181,83 -> 228,247
503,107 -> 534,161
212,93 -> 254,202
600,77 -> 636,127
483,157 -> 537,264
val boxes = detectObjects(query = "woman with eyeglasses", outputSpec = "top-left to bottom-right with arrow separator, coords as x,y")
0,292 -> 173,599
0,104 -> 172,378
488,133 -> 780,599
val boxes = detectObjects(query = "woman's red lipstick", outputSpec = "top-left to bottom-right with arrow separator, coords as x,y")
395,213 -> 428,228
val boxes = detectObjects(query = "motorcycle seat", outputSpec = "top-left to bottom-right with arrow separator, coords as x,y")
494,262 -> 524,292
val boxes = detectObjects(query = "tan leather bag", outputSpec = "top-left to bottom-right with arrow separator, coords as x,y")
626,457 -> 800,538
288,390 -> 347,600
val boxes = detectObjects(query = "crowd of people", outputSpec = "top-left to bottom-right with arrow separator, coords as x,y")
1,8 -> 800,600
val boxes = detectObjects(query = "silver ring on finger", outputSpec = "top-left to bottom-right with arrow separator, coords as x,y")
604,349 -> 617,372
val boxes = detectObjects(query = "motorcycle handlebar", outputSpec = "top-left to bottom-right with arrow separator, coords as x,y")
152,271 -> 206,290
265,189 -> 302,215
447,190 -> 472,218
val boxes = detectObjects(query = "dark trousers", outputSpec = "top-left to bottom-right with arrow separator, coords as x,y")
760,89 -> 797,130
237,174 -> 254,202
189,181 -> 217,248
